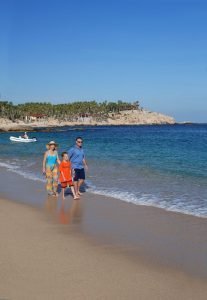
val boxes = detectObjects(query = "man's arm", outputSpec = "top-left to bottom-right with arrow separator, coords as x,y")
83,158 -> 88,170
68,147 -> 74,160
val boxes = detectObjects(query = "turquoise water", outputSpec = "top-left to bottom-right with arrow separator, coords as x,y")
0,124 -> 207,217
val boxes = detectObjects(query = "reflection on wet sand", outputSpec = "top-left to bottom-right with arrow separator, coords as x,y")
45,195 -> 83,226
45,195 -> 58,217
59,199 -> 82,225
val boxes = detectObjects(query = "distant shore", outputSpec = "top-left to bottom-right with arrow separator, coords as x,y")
0,122 -> 194,132
0,109 -> 176,131
0,122 -> 195,133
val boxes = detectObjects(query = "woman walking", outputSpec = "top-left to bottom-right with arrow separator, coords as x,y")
42,141 -> 60,196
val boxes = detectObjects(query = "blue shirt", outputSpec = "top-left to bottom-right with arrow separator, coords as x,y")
68,146 -> 85,169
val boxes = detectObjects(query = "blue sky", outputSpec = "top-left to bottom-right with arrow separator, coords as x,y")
0,0 -> 207,122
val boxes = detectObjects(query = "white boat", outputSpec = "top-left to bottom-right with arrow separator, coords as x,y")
10,136 -> 37,143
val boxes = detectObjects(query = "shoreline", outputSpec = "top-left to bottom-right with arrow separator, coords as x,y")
0,122 -> 177,132
1,167 -> 207,280
0,161 -> 206,220
0,122 -> 199,132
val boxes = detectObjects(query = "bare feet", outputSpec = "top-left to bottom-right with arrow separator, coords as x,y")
73,193 -> 80,200
78,192 -> 83,196
52,192 -> 58,197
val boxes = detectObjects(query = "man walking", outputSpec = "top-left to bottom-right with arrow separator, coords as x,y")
68,137 -> 88,196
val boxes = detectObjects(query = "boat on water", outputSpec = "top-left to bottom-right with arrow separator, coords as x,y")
10,136 -> 37,143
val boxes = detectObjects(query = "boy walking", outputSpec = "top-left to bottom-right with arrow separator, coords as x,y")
59,152 -> 79,200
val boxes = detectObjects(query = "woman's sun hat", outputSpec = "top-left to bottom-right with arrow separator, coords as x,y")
46,141 -> 58,149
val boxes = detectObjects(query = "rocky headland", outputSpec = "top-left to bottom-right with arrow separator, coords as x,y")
0,109 -> 175,132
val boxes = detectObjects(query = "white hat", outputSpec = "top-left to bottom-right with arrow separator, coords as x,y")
46,141 -> 58,147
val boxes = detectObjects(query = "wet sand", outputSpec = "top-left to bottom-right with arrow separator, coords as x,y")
1,198 -> 207,300
1,167 -> 207,299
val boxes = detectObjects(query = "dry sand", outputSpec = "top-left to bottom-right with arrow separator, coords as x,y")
1,197 -> 207,300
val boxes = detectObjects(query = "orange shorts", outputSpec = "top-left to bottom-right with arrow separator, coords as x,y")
61,181 -> 74,188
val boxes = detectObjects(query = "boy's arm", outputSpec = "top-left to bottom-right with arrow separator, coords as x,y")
60,170 -> 66,182
70,168 -> 74,180
59,165 -> 66,181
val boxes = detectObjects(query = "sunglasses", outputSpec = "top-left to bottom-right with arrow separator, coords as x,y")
77,140 -> 83,144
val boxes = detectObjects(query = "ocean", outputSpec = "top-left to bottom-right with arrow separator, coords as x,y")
0,124 -> 207,218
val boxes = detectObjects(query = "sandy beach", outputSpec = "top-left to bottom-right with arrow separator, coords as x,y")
1,0 -> 207,297
1,167 -> 207,299
1,197 -> 207,300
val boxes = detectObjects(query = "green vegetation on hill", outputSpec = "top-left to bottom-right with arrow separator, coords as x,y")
0,100 -> 140,121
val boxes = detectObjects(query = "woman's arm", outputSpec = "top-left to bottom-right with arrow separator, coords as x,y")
42,152 -> 47,173
56,152 -> 61,164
